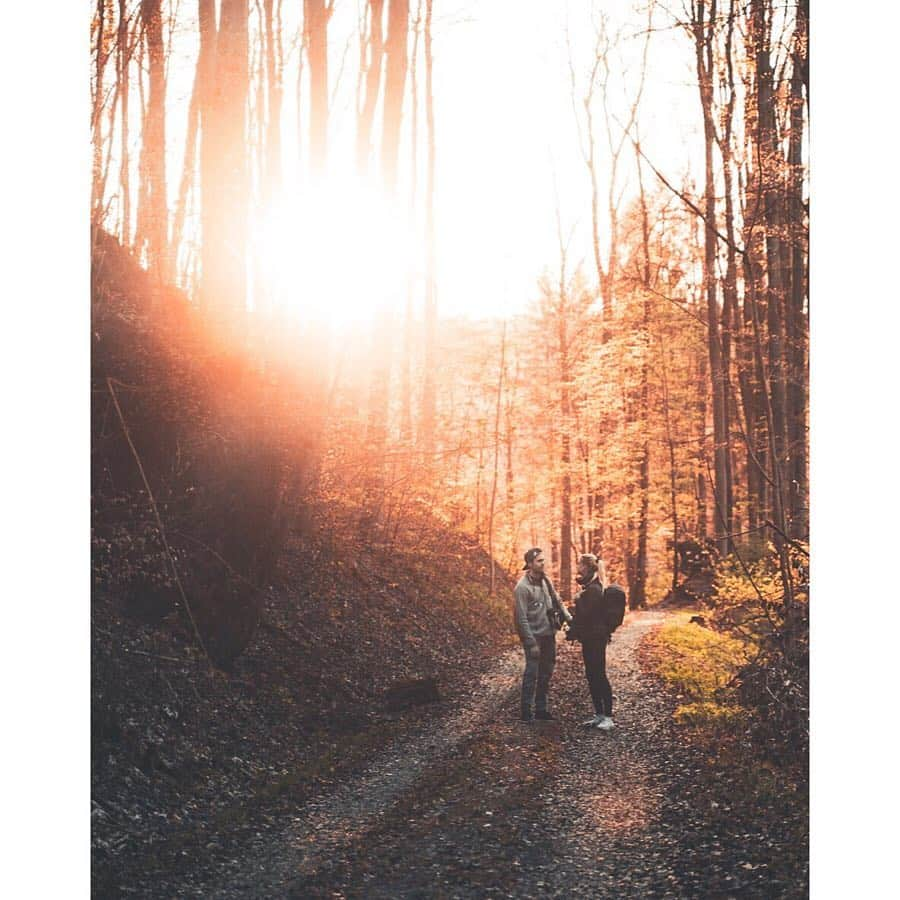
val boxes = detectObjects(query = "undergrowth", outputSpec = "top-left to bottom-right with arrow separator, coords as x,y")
648,542 -> 808,772
648,612 -> 752,735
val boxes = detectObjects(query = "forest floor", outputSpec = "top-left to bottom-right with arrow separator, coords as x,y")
139,610 -> 807,899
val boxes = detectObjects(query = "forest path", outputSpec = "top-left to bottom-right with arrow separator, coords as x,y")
201,642 -> 525,897
194,609 -> 804,898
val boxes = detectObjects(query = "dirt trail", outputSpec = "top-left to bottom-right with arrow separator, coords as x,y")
185,610 -> 806,898
201,647 -> 523,897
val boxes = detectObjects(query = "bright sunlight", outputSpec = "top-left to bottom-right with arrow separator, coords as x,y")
252,180 -> 419,328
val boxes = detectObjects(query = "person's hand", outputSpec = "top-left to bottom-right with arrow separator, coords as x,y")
527,644 -> 541,660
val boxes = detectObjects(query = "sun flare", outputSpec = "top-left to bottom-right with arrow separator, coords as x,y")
252,181 -> 420,329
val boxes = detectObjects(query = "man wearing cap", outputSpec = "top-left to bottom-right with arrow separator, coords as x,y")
513,548 -> 570,722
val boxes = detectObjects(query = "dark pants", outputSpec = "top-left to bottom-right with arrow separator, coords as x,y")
582,637 -> 612,716
521,634 -> 556,715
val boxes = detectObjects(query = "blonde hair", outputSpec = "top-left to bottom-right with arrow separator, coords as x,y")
579,554 -> 608,587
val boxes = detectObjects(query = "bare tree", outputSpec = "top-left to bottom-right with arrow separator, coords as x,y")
198,0 -> 218,310
139,0 -> 169,282
201,0 -> 249,328
630,134 -> 653,609
786,0 -> 809,537
488,324 -> 506,594
356,0 -> 385,175
380,0 -> 409,193
689,0 -> 732,556
568,5 -> 650,325
263,0 -> 283,204
304,0 -> 333,176
117,0 -> 133,245
92,0 -> 110,222
748,0 -> 789,531
401,0 -> 424,443
419,0 -> 437,455
172,39 -> 202,281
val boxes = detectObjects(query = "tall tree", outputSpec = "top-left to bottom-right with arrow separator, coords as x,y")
356,0 -> 386,176
263,0 -> 283,206
380,0 -> 409,194
92,0 -> 110,222
198,0 -> 218,310
749,0 -> 789,531
568,8 -> 650,326
400,0 -> 423,443
172,46 -> 202,282
117,0 -> 132,245
201,0 -> 249,328
488,325 -> 507,594
786,0 -> 809,537
304,0 -> 333,176
690,0 -> 732,556
139,0 -> 169,282
630,138 -> 653,609
419,0 -> 437,454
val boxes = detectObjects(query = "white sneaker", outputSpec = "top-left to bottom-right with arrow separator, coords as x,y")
581,714 -> 604,727
595,716 -> 615,731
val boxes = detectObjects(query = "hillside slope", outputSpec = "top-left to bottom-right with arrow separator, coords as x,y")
90,231 -> 516,893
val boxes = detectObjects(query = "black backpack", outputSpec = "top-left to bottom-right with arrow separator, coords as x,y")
603,584 -> 627,633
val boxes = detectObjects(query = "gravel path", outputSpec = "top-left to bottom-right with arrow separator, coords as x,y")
196,647 -> 525,898
182,610 -> 807,898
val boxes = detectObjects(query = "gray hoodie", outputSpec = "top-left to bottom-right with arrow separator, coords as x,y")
513,573 -> 567,649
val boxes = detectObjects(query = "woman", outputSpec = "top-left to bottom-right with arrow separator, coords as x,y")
568,553 -> 615,731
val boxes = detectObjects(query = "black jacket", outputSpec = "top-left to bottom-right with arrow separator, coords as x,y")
569,577 -> 609,643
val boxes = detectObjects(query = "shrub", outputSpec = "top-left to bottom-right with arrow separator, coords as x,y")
651,613 -> 751,730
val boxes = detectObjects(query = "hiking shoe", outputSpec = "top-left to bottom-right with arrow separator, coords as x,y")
581,714 -> 604,727
595,716 -> 615,731
535,710 -> 555,721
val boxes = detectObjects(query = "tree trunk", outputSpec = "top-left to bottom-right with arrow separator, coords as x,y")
304,0 -> 331,176
263,0 -> 283,206
380,0 -> 409,194
198,0 -> 218,312
657,325 -> 680,591
750,0 -> 789,536
556,235 -> 573,603
356,0 -> 385,176
631,141 -> 652,609
172,61 -> 201,283
717,0 -> 738,540
117,0 -> 131,244
92,0 -> 109,222
400,1 -> 422,444
787,0 -> 809,537
488,325 -> 506,594
739,70 -> 769,540
696,348 -> 708,541
140,0 -> 169,283
504,356 -> 518,567
419,0 -> 437,454
202,0 -> 249,330
133,32 -> 148,253
693,0 -> 731,556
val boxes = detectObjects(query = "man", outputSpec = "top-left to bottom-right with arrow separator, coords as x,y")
566,553 -> 615,731
513,547 -> 570,722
